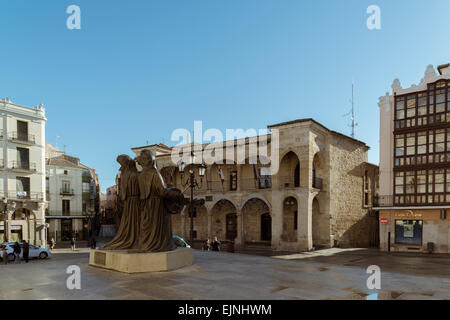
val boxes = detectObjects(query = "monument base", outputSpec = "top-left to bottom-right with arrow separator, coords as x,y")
89,247 -> 194,273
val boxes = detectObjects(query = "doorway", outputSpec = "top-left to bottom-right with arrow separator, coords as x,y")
260,213 -> 272,241
226,213 -> 237,241
61,219 -> 73,241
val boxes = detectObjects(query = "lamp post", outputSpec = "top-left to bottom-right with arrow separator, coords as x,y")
178,153 -> 206,244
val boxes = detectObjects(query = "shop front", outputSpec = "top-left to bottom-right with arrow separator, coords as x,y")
379,209 -> 450,253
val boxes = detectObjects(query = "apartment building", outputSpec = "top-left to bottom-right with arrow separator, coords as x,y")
132,119 -> 379,252
376,63 -> 450,253
45,143 -> 100,242
0,97 -> 47,246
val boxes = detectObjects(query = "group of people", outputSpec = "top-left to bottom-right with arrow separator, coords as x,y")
1,240 -> 30,265
202,237 -> 221,251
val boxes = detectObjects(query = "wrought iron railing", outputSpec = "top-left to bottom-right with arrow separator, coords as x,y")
9,161 -> 37,172
60,188 -> 75,195
8,131 -> 36,144
313,177 -> 323,189
6,191 -> 44,201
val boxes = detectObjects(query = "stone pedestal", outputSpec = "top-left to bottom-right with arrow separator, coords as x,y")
89,247 -> 194,273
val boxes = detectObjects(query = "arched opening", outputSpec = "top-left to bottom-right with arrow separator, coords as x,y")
294,163 -> 300,187
279,151 -> 300,188
282,197 -> 297,242
241,198 -> 271,244
226,213 -> 237,241
312,153 -> 324,189
260,213 -> 272,241
211,199 -> 238,241
312,196 -> 330,249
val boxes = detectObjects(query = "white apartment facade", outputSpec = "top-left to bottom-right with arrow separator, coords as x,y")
45,143 -> 98,242
376,63 -> 450,253
0,97 -> 47,246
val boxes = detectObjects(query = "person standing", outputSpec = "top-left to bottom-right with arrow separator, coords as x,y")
211,236 -> 221,252
2,247 -> 8,265
70,236 -> 76,251
13,242 -> 21,264
49,237 -> 55,250
22,240 -> 29,263
202,239 -> 211,251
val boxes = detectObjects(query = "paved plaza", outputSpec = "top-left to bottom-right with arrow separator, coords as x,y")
0,249 -> 449,300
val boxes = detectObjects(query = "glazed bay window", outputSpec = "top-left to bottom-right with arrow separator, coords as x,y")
395,134 -> 404,166
395,96 -> 405,129
394,171 -> 404,204
416,170 -> 426,204
405,171 -> 415,204
394,168 -> 450,206
406,94 -> 416,128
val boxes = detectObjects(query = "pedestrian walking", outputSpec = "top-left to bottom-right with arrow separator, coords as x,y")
70,236 -> 76,251
211,236 -> 221,252
202,239 -> 211,251
91,236 -> 96,249
2,247 -> 8,265
22,240 -> 29,263
13,241 -> 21,264
49,237 -> 55,250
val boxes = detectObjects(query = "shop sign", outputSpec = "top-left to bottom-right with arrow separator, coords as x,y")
394,210 -> 422,218
380,218 -> 388,224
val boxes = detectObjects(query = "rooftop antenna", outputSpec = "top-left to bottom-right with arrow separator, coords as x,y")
343,78 -> 358,138
55,135 -> 60,148
63,144 -> 67,153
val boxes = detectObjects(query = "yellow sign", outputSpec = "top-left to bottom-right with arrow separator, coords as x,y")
394,210 -> 422,218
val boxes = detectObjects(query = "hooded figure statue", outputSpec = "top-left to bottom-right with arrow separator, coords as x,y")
135,150 -> 177,252
102,155 -> 140,250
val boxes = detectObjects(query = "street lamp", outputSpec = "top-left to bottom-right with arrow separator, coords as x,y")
178,153 -> 206,244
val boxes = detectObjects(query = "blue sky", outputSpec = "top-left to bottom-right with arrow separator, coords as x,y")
1,0 -> 449,192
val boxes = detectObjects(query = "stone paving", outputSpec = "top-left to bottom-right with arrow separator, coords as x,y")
0,249 -> 449,300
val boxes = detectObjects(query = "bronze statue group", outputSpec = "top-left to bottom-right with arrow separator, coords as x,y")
102,150 -> 179,252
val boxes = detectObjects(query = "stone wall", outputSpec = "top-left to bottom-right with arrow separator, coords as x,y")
328,134 -> 377,247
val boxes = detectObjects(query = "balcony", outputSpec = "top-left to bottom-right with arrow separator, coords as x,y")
313,177 -> 323,189
8,132 -> 36,145
240,178 -> 272,191
60,188 -> 75,195
373,195 -> 394,207
6,191 -> 44,201
9,161 -> 37,173
278,176 -> 300,189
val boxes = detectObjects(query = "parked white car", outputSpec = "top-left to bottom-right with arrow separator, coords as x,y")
0,242 -> 51,261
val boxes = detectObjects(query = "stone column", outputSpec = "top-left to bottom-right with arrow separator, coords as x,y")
207,211 -> 212,240
270,192 -> 283,250
297,191 -> 313,251
235,209 -> 243,249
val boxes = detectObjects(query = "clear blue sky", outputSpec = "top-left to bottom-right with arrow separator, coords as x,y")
1,0 -> 449,192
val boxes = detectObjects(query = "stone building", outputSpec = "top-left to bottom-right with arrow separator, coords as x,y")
0,97 -> 47,246
376,63 -> 450,253
132,118 -> 379,252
